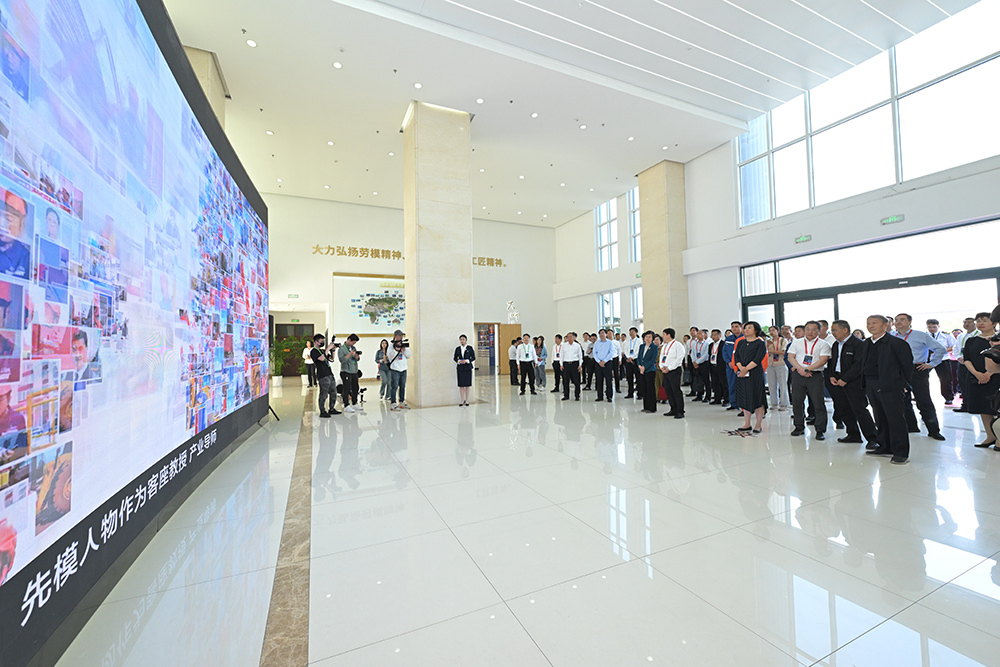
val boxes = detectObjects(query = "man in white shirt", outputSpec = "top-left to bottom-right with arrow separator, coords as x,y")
658,328 -> 686,419
611,332 -> 623,395
507,339 -> 519,386
559,332 -> 583,401
788,320 -> 832,439
819,320 -> 837,347
624,327 -> 641,399
690,329 -> 711,402
926,318 -> 957,406
550,334 -> 563,394
516,333 -> 538,395
388,329 -> 412,410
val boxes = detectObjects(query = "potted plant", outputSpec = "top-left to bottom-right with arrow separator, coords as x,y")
269,346 -> 284,386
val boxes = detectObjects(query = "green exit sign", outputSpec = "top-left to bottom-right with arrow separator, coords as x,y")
288,294 -> 299,299
794,234 -> 812,244
635,272 -> 641,279
291,319 -> 300,323
880,214 -> 905,225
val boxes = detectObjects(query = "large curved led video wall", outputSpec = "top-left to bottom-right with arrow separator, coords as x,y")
0,0 -> 269,660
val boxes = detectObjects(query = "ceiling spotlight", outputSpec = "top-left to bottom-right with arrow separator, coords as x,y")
388,152 -> 394,156
530,112 -> 538,118
324,185 -> 330,189
327,141 -> 334,146
246,39 -> 257,48
333,62 -> 342,69
519,175 -> 524,180
662,146 -> 668,150
517,211 -> 522,214
579,124 -> 587,130
277,178 -> 283,183
413,82 -> 422,89
627,136 -> 634,141
476,98 -> 484,104
373,191 -> 378,195
543,214 -> 547,218
589,188 -> 594,191
481,206 -> 486,210
265,130 -> 274,135
479,168 -> 485,172
560,183 -> 565,187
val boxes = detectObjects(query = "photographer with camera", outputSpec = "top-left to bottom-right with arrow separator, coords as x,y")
388,329 -> 411,410
310,333 -> 341,418
338,333 -> 362,413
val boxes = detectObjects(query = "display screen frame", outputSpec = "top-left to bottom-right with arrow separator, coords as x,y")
0,1 -> 269,664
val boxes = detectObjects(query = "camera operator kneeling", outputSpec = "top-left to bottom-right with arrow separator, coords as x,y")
339,334 -> 362,413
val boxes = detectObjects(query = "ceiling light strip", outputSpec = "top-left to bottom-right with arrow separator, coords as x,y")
718,0 -> 858,66
786,0 -> 883,51
511,0 -> 785,102
923,0 -> 951,16
585,0 -> 805,92
650,0 -> 830,80
438,0 -> 765,112
856,0 -> 917,35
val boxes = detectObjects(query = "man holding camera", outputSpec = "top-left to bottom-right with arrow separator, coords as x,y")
388,329 -> 411,410
310,334 -> 341,418
338,334 -> 362,413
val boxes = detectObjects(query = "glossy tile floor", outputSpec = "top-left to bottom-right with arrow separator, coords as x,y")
57,375 -> 1000,666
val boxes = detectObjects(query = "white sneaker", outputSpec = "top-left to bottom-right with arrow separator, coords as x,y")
400,402 -> 410,409
391,403 -> 399,411
344,405 -> 355,413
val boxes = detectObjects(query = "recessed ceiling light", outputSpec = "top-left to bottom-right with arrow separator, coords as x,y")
388,152 -> 394,156
327,141 -> 334,146
519,175 -> 524,180
413,82 -> 422,89
543,214 -> 547,218
627,136 -> 634,141
662,146 -> 668,150
246,39 -> 257,48
579,124 -> 587,130
517,211 -> 522,215
476,98 -> 484,104
324,185 -> 330,189
479,168 -> 485,172
277,178 -> 283,183
333,62 -> 342,69
589,188 -> 594,191
530,112 -> 538,118
265,130 -> 274,135
373,191 -> 378,195
481,206 -> 486,210
560,183 -> 565,187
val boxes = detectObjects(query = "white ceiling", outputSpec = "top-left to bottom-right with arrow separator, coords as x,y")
163,0 -> 976,228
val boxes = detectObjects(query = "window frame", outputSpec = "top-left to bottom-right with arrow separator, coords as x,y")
595,198 -> 619,272
627,186 -> 641,263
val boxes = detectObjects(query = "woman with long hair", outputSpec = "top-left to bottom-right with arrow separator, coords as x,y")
375,339 -> 391,400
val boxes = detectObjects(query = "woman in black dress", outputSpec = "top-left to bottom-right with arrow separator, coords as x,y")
454,334 -> 476,406
963,312 -> 1000,449
733,321 -> 768,433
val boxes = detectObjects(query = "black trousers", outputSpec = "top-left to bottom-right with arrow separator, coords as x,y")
903,368 -> 940,435
595,362 -> 614,399
663,368 -> 684,415
792,373 -> 827,433
829,380 -> 877,442
562,361 -> 581,399
935,359 -> 957,402
340,371 -> 359,406
613,358 -> 621,393
867,378 -> 909,459
642,371 -> 658,412
958,364 -> 970,401
552,361 -> 561,391
711,363 -> 727,402
509,360 -> 519,385
307,364 -> 317,386
582,358 -> 594,387
624,359 -> 639,397
520,361 -> 536,393
693,363 -> 711,399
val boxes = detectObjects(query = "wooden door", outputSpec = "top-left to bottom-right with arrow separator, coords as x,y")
496,324 -> 522,375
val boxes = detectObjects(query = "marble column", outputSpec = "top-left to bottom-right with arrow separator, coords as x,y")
638,160 -> 689,331
183,46 -> 227,128
401,101 -> 474,408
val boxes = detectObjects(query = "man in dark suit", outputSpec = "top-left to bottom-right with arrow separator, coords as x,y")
863,315 -> 915,464
827,320 -> 877,447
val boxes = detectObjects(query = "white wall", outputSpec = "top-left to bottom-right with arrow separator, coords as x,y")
266,193 -> 556,352
684,147 -> 1000,325
272,310 -> 326,328
553,191 -> 643,334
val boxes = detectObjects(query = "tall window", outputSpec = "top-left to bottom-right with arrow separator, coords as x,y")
598,291 -> 621,331
631,285 -> 643,324
627,186 -> 641,262
735,1 -> 1000,227
595,198 -> 618,271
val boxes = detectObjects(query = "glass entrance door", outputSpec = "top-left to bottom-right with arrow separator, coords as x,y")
782,298 -> 835,329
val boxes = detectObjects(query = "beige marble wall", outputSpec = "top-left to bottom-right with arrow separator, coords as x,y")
402,102 -> 475,408
183,46 -> 227,129
638,161 -> 689,331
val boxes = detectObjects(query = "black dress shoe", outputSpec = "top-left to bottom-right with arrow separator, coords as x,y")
550,389 -> 560,393
701,398 -> 710,403
726,406 -> 739,411
928,432 -> 946,441
519,391 -> 525,395
625,394 -> 634,399
674,413 -> 685,419
710,400 -> 721,405
974,440 -> 997,448
838,436 -> 863,443
865,442 -> 879,450
575,397 -> 580,401
595,398 -> 604,402
866,449 -> 892,457
835,423 -> 845,430
664,411 -> 676,417
890,457 -> 908,465
815,432 -> 826,441
908,428 -> 921,433
806,418 -> 816,425
790,429 -> 805,436
319,412 -> 331,418
561,397 -> 569,401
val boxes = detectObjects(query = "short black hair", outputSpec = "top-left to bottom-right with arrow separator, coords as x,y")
832,320 -> 850,331
629,327 -> 638,333
663,328 -> 676,339
347,334 -> 360,342
313,333 -> 325,342
711,329 -> 721,334
926,319 -> 939,325
805,320 -> 820,329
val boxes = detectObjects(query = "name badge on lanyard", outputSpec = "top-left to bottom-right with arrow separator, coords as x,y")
802,338 -> 818,366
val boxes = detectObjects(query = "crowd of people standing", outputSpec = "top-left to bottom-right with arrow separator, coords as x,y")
507,307 -> 1000,466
